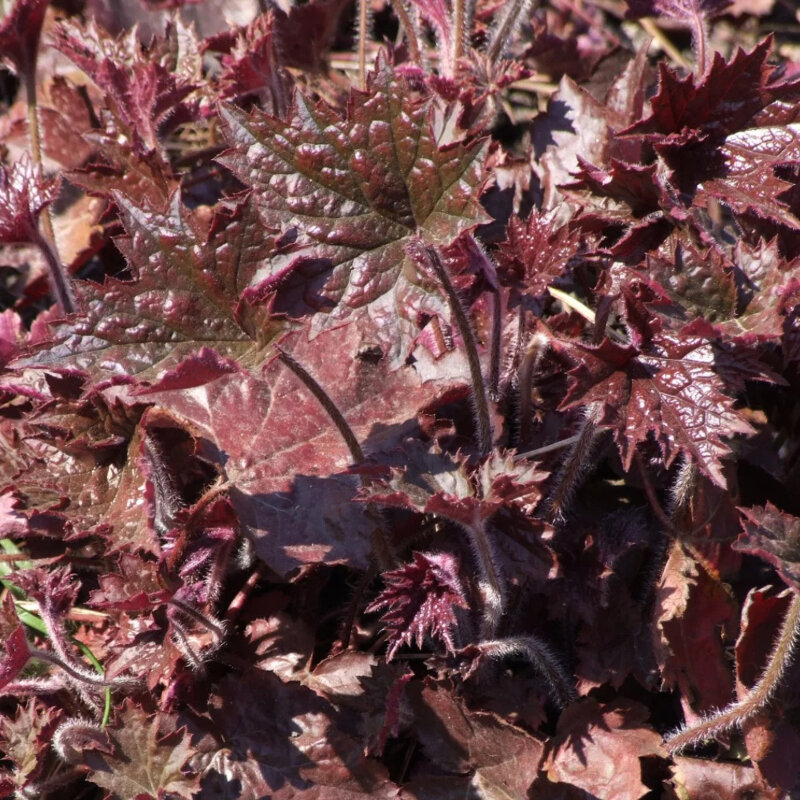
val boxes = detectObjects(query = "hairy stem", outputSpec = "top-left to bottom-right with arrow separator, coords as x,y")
669,455 -> 698,518
357,0 -> 369,90
635,449 -> 678,535
0,676 -> 66,696
29,647 -> 140,690
409,242 -> 493,455
277,348 -> 365,463
485,0 -> 536,64
392,0 -> 423,66
665,592 -> 800,753
31,218 -> 75,314
489,288 -> 502,400
690,10 -> 709,75
25,63 -> 75,314
465,516 -> 505,637
53,718 -> 112,764
548,405 -> 600,521
450,0 -> 467,74
168,596 -> 227,643
517,330 -> 549,446
142,432 -> 185,538
478,635 -> 576,707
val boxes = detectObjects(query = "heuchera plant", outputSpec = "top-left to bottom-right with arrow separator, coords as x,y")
2,0 -> 800,796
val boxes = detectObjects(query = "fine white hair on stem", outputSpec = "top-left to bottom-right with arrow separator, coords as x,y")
461,518 -> 505,638
668,454 -> 698,517
547,404 -> 601,522
485,0 -> 537,64
478,635 -> 577,707
665,592 -> 800,753
53,718 -> 111,764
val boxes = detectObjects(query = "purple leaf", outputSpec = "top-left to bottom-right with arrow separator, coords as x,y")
218,59 -> 488,363
0,156 -> 60,244
368,551 -> 468,660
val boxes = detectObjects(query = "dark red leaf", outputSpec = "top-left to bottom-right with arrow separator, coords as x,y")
53,18 -> 197,160
83,702 -> 200,800
135,322 -> 464,577
0,0 -> 49,76
15,194 -> 280,381
9,566 -> 80,615
539,698 -> 664,800
218,59 -> 488,363
0,156 -> 60,244
495,209 -> 582,300
367,551 -> 468,660
0,596 -> 31,690
671,756 -> 774,799
407,681 -> 543,798
653,541 -> 738,716
736,503 -> 800,592
625,40 -> 784,140
557,309 -> 755,487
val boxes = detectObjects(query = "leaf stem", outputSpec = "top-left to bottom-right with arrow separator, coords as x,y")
392,0 -> 423,66
465,517 -> 505,637
276,347 -> 365,463
485,0 -> 535,64
409,243 -> 493,455
517,330 -> 549,446
489,288 -> 502,399
450,0 -> 466,74
665,592 -> 800,753
478,635 -> 576,707
514,434 -> 580,462
29,647 -> 139,691
357,0 -> 369,90
24,62 -> 75,313
547,405 -> 600,521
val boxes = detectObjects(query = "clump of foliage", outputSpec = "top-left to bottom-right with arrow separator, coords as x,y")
1,0 -> 800,797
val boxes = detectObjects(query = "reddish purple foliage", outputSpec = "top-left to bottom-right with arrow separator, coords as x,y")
1,2 -> 800,798
367,551 -> 467,659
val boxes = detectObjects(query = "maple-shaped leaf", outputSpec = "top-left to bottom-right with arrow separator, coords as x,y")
407,681 -> 544,799
0,700 -> 64,795
367,551 -> 467,660
735,504 -> 800,592
218,59 -> 488,363
638,238 -> 739,323
136,322 -> 465,578
0,0 -> 48,76
693,122 -> 800,230
0,378 -> 160,560
362,443 -> 548,525
494,209 -> 582,303
671,757 -> 772,800
215,12 -> 291,116
53,18 -> 197,160
199,669 -> 399,799
0,155 -> 60,244
556,296 -> 756,487
568,157 -> 661,219
652,541 -> 738,714
83,702 -> 200,800
9,566 -> 80,615
720,238 -> 800,337
625,40 -> 786,141
539,699 -> 664,800
14,194 -> 280,381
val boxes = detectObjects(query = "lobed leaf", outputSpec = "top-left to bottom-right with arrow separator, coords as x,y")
218,60 -> 489,363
